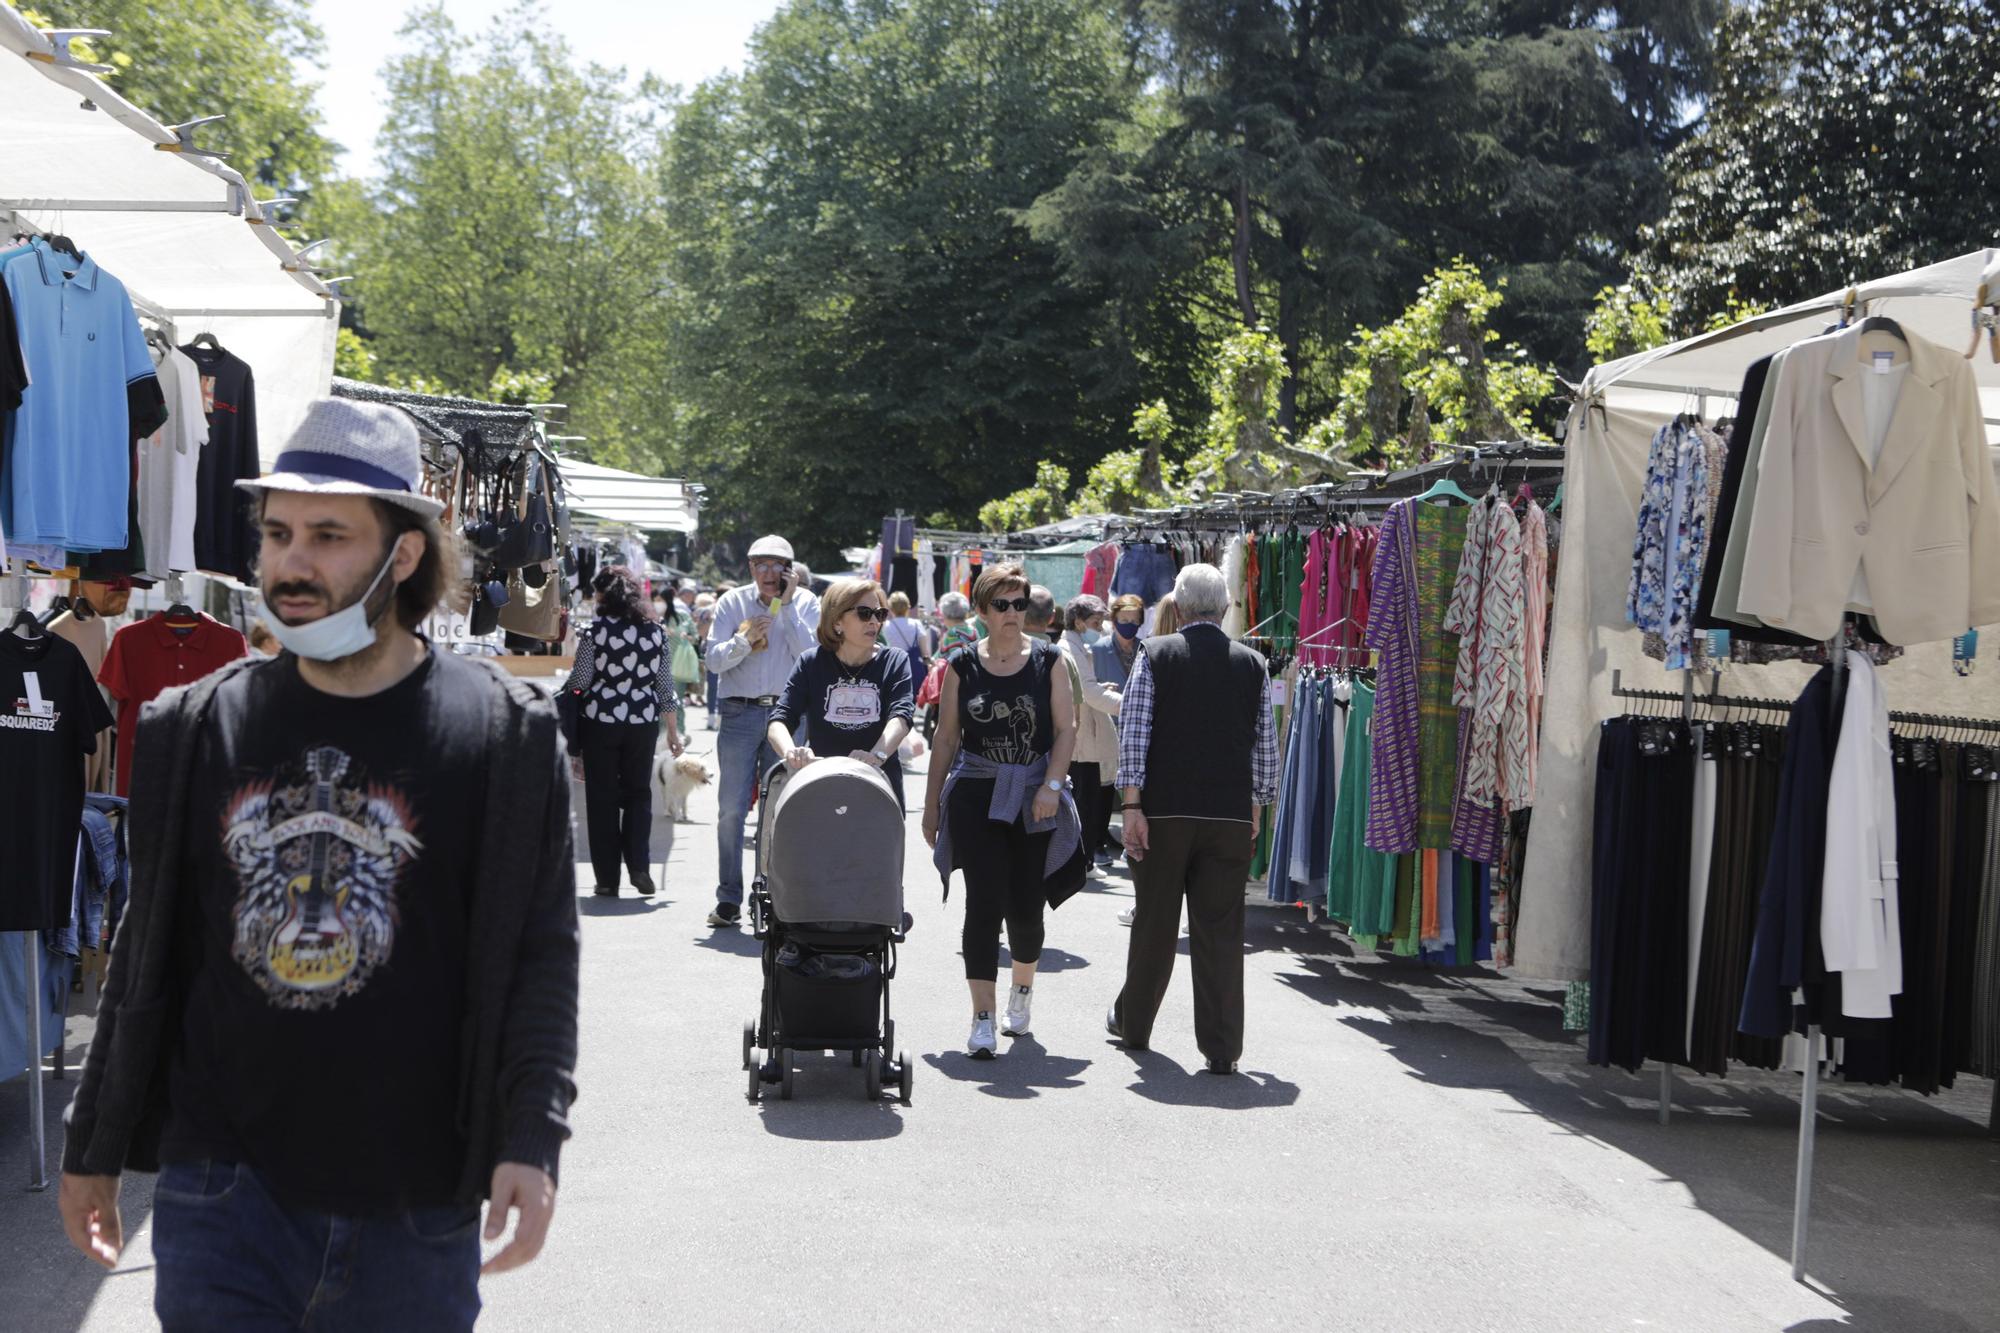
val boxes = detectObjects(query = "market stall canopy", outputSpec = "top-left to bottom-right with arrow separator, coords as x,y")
0,5 -> 338,457
331,378 -> 537,453
1589,248 -> 2000,439
560,459 -> 701,534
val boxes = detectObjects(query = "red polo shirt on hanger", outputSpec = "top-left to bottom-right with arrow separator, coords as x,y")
99,611 -> 248,796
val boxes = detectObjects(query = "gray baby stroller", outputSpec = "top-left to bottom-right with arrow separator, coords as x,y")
743,758 -> 913,1105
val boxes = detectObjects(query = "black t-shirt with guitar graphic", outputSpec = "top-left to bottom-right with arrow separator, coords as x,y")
160,645 -> 483,1212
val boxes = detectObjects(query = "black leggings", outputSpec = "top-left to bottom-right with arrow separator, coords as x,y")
950,782 -> 1048,982
580,720 -> 656,888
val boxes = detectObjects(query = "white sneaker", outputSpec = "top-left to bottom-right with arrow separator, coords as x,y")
967,1012 -> 998,1059
1002,985 -> 1033,1037
1118,905 -> 1136,927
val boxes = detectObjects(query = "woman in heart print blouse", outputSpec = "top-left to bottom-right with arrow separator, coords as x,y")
564,565 -> 684,897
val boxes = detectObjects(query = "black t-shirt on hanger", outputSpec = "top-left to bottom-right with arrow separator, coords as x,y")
181,342 -> 259,582
0,630 -> 115,929
0,276 -> 28,411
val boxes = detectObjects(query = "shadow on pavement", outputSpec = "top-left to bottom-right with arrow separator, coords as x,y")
578,895 -> 667,917
921,1036 -> 1090,1100
752,1055 -> 906,1140
1116,1047 -> 1301,1109
1257,904 -> 2000,1332
997,946 -> 1090,974
695,928 -> 763,958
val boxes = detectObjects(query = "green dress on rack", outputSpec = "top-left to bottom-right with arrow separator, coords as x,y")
1328,679 -> 1400,941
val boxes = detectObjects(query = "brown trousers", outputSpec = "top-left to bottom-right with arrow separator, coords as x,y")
1115,817 -> 1252,1064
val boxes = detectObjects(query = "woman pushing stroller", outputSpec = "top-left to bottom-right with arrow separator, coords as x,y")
767,577 -> 915,809
923,564 -> 1088,1058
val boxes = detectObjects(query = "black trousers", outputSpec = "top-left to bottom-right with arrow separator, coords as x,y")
580,720 -> 656,888
1115,817 -> 1252,1064
950,782 -> 1048,982
1071,762 -> 1106,858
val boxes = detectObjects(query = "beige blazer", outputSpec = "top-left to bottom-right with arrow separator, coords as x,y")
1736,326 -> 2000,644
1060,632 -> 1121,774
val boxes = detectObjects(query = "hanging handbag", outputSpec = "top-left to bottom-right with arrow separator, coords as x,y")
480,453 -> 554,571
498,559 -> 564,641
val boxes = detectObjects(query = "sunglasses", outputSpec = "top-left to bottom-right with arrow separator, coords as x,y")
850,606 -> 892,623
987,596 -> 1031,613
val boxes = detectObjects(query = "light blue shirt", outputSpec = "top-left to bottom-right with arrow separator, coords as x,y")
704,583 -> 821,699
2,243 -> 156,551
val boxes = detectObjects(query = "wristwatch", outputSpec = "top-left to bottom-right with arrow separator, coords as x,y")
869,749 -> 889,762
1044,779 -> 1064,791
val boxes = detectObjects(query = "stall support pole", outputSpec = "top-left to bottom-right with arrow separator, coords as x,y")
1791,1025 -> 1822,1282
24,933 -> 47,1191
1658,668 -> 1697,1128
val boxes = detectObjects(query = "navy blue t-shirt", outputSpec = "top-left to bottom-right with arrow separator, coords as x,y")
775,645 -> 915,805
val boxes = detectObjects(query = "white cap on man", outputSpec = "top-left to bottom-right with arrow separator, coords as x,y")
746,534 -> 794,562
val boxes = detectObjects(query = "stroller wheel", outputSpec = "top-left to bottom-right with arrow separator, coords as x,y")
864,1051 -> 883,1101
898,1052 -> 913,1106
780,1049 -> 796,1101
746,1053 -> 762,1104
743,1021 -> 758,1071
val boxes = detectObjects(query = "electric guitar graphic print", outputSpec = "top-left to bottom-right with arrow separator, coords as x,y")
224,744 -> 422,1010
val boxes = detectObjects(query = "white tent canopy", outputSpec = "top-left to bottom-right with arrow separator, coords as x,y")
1515,248 -> 2000,982
0,6 -> 337,457
560,458 -> 702,534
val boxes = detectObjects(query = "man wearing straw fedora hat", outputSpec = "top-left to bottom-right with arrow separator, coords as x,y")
58,397 -> 580,1329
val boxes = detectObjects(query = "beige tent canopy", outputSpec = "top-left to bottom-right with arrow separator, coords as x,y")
1515,248 -> 2000,982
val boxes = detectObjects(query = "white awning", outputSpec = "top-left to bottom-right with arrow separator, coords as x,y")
560,458 -> 701,534
0,7 -> 338,456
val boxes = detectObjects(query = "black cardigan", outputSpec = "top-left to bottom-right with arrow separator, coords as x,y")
62,652 -> 580,1202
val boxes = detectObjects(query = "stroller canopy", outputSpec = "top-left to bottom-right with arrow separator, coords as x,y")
764,759 -> 906,927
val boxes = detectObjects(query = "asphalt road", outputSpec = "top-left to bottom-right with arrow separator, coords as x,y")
3,721 -> 1997,1331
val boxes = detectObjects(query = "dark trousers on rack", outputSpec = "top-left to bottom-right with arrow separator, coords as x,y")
580,720 -> 657,888
1115,817 -> 1252,1064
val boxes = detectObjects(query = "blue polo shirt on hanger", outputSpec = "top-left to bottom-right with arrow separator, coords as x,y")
1,241 -> 158,552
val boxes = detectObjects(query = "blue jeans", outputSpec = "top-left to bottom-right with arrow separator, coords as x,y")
715,698 -> 778,904
152,1159 -> 480,1332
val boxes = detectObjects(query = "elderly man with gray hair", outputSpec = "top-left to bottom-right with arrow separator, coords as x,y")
1105,562 -> 1277,1074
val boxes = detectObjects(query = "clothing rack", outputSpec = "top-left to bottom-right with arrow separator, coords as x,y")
1608,658 -> 2000,1282
1101,440 -> 1564,541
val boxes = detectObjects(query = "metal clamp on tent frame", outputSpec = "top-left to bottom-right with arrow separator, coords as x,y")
27,27 -> 113,74
156,115 -> 229,162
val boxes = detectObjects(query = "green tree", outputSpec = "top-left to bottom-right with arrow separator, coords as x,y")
660,0 -> 1140,564
978,460 -> 1073,533
321,5 -> 671,469
29,0 -> 335,192
1644,0 -> 2000,322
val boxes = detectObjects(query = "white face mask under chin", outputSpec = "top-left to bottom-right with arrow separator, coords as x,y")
262,547 -> 400,663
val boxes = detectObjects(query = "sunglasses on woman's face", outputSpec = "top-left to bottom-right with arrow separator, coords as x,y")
850,606 -> 892,623
987,596 -> 1031,613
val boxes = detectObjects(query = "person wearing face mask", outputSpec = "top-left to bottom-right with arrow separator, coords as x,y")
767,579 -> 915,810
1060,595 -> 1121,874
1094,594 -> 1146,915
58,398 -> 579,1326
703,535 -> 821,927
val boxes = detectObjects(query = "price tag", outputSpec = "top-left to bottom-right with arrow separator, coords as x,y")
1954,628 -> 1978,676
1705,628 -> 1732,660
1270,679 -> 1289,707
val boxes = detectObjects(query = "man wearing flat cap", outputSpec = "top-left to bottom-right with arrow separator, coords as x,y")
58,397 -> 580,1327
702,534 -> 821,927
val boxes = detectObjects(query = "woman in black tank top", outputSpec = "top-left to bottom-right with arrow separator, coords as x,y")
922,565 -> 1080,1059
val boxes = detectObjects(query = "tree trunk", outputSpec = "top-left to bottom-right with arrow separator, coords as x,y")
1232,172 -> 1257,326
1276,239 -> 1302,435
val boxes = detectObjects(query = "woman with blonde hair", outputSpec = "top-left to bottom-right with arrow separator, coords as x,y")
768,578 -> 916,809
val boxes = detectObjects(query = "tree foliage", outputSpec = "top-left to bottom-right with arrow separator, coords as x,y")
661,0 -> 1140,564
318,6 -> 671,469
28,0 -> 334,193
1644,0 -> 2000,323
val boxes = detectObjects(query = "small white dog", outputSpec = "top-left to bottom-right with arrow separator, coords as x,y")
656,753 -> 712,822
